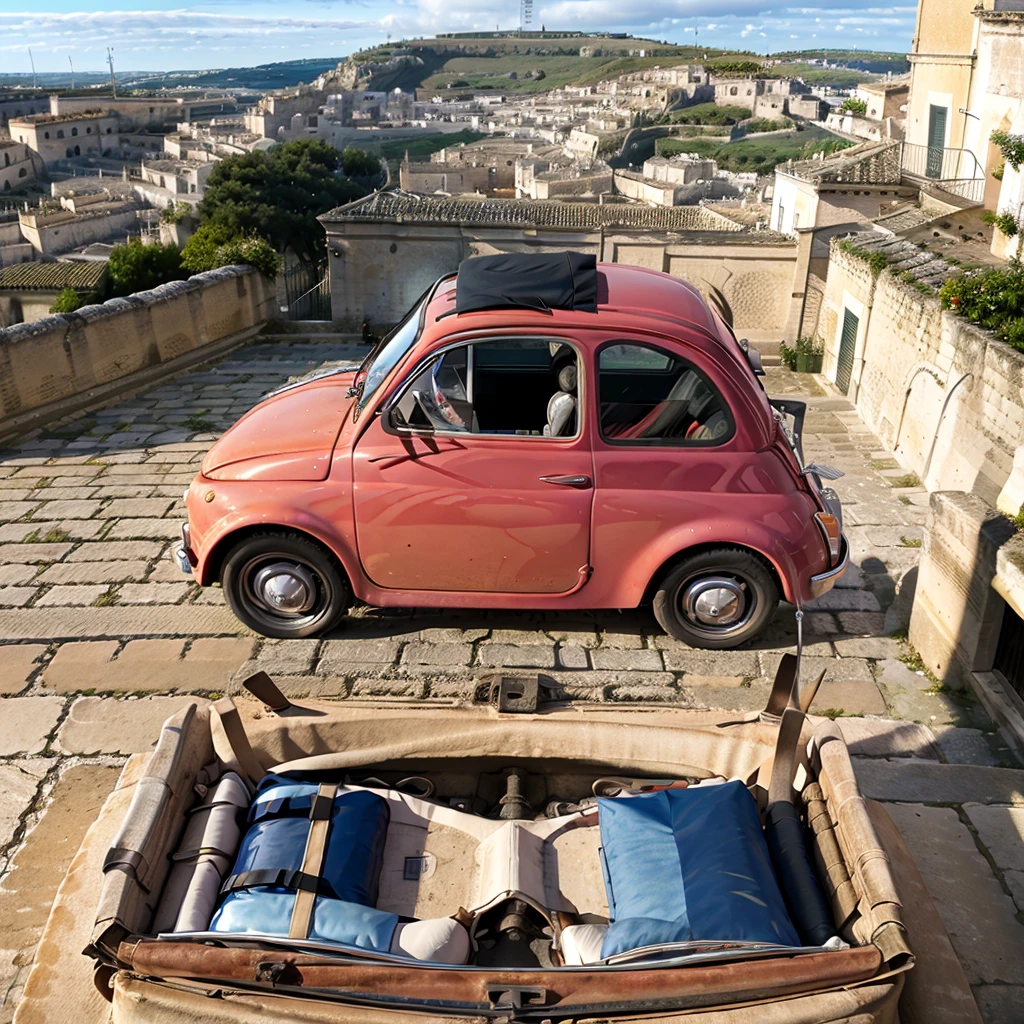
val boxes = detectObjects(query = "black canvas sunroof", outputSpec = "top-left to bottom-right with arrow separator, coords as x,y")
455,252 -> 598,315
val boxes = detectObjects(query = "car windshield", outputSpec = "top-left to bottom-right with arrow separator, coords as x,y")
356,288 -> 433,418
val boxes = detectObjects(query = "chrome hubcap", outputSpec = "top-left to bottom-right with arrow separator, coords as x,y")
681,576 -> 748,629
252,561 -> 317,617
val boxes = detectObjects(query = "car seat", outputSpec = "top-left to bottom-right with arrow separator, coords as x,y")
544,347 -> 578,437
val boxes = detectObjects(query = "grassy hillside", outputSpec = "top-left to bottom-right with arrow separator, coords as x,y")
656,125 -> 851,175
378,129 -> 486,162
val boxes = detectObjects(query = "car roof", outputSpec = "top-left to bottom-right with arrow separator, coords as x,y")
424,262 -> 722,344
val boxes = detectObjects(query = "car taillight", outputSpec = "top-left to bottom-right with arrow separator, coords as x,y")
814,512 -> 841,564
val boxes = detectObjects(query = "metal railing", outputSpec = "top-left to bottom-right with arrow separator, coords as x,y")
285,276 -> 332,321
900,142 -> 986,204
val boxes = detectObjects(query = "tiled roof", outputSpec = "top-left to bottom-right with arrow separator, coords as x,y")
0,261 -> 108,292
320,191 -> 746,232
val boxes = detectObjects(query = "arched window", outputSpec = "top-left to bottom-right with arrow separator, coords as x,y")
71,127 -> 78,136
106,127 -> 112,134
57,129 -> 64,138
18,167 -> 26,178
44,131 -> 50,139
3,154 -> 8,167
66,147 -> 73,158
86,126 -> 92,134
73,144 -> 81,156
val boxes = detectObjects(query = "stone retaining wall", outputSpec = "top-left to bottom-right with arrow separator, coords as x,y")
0,265 -> 276,438
817,239 -> 1024,508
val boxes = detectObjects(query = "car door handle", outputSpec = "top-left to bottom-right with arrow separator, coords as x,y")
539,474 -> 592,489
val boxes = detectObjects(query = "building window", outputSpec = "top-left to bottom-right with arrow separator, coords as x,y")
792,211 -> 800,229
86,126 -> 92,134
106,127 -> 112,134
73,145 -> 80,156
777,203 -> 785,230
18,168 -> 26,178
730,86 -> 737,96
66,148 -> 73,158
44,131 -> 50,140
71,127 -> 78,136
57,129 -> 64,139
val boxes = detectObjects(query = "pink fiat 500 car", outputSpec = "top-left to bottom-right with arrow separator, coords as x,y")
176,253 -> 847,648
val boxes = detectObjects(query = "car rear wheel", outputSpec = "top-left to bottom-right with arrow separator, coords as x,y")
653,549 -> 778,650
221,531 -> 350,639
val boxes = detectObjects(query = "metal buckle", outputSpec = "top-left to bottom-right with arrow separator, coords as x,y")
474,674 -> 540,713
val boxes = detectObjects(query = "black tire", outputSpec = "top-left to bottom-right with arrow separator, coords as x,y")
221,531 -> 350,639
653,548 -> 778,650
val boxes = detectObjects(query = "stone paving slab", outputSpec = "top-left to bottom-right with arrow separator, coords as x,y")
0,764 -> 122,1024
0,647 -> 45,696
0,762 -> 47,854
855,760 -> 1024,806
0,699 -> 63,757
54,695 -> 210,755
884,804 -> 1024,987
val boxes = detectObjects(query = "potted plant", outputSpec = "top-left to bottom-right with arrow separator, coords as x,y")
795,336 -> 824,373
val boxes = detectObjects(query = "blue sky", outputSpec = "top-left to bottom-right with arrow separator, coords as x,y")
0,1 -> 919,74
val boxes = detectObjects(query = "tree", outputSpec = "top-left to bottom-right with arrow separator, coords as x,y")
840,98 -> 867,115
340,147 -> 381,179
50,287 -> 83,314
181,224 -> 281,279
107,239 -> 186,297
198,139 -> 374,265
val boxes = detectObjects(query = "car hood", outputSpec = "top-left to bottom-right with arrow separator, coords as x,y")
201,371 -> 357,482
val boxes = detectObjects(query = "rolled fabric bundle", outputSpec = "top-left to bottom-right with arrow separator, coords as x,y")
152,772 -> 249,934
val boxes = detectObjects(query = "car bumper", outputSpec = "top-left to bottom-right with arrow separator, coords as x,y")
174,522 -> 196,576
808,534 -> 849,599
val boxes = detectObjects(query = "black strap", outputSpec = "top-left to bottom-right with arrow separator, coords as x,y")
221,868 -> 334,897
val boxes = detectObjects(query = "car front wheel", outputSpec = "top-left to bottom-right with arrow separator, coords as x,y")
221,531 -> 350,639
653,549 -> 778,650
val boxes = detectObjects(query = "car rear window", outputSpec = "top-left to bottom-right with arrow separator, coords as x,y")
598,341 -> 734,445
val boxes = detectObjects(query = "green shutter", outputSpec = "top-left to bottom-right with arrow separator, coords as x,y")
836,308 -> 858,395
926,105 -> 947,178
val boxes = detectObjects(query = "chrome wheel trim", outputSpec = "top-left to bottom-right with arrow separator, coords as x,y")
678,574 -> 755,636
238,553 -> 331,629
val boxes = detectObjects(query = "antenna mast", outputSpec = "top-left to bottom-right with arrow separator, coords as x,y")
519,0 -> 532,36
107,46 -> 116,97
27,48 -> 36,89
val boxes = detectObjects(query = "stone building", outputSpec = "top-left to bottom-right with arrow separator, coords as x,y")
48,95 -> 194,131
0,141 -> 37,193
0,260 -> 108,326
712,78 -> 818,120
0,92 -> 49,128
8,113 -> 120,166
319,192 -> 799,354
140,158 -> 215,198
244,90 -> 322,139
17,191 -> 145,256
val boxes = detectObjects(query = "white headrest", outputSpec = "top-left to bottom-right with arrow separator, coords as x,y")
390,917 -> 470,964
560,922 -> 608,965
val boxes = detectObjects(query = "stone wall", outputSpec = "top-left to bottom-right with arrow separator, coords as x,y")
326,222 -> 797,350
816,239 -> 1024,507
0,265 -> 276,437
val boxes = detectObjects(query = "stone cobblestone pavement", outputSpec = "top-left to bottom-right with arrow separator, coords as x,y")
0,343 -> 1022,1021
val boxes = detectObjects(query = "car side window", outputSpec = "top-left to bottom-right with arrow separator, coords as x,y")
598,342 -> 733,445
391,339 -> 580,438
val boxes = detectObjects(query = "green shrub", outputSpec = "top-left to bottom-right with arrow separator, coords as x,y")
839,98 -> 867,115
744,118 -> 792,134
940,263 -> 1024,350
49,287 -> 83,314
181,224 -> 280,279
107,238 -> 186,297
663,103 -> 751,126
991,130 -> 1024,171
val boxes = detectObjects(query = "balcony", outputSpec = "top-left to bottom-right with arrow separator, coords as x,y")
900,141 -> 986,204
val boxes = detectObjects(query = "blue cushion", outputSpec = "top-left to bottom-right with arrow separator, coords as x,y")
598,781 -> 800,958
232,781 -> 390,906
211,889 -> 399,951
210,781 -> 395,952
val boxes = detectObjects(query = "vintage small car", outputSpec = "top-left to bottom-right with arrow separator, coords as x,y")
175,253 -> 847,648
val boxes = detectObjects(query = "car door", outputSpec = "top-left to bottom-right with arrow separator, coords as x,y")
352,336 -> 595,594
